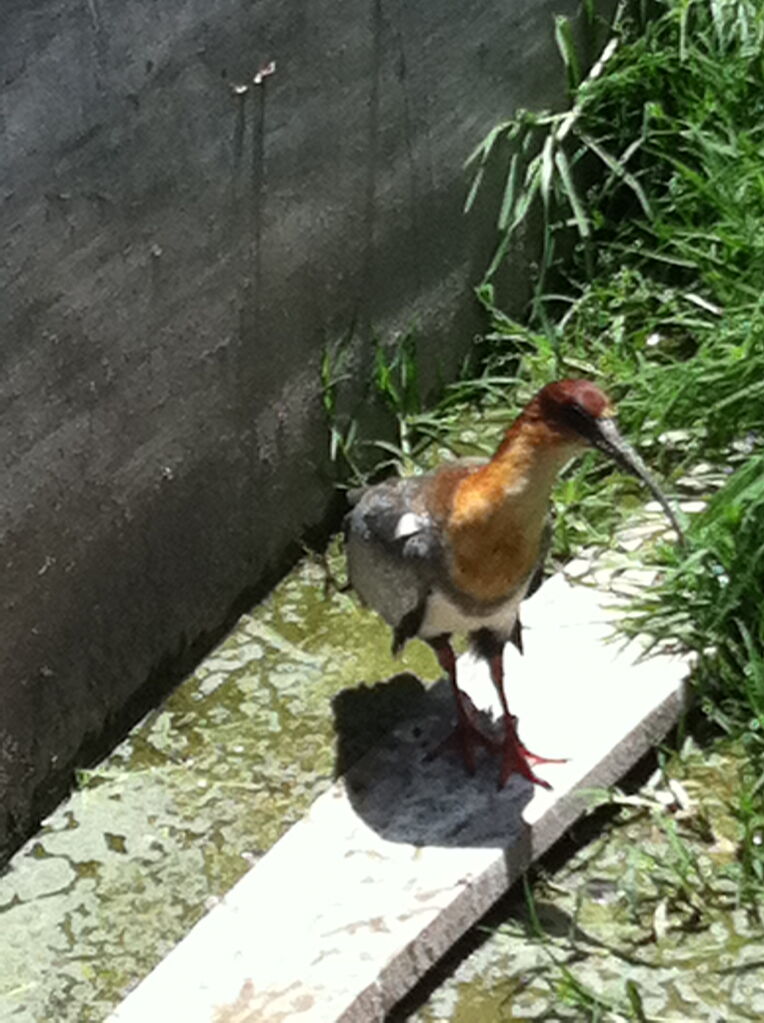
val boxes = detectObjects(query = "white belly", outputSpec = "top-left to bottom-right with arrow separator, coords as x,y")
419,586 -> 526,640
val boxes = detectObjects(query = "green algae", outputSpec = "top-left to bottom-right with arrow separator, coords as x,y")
0,539 -> 759,1023
409,745 -> 764,1023
0,445 -> 753,1022
0,539 -> 435,1023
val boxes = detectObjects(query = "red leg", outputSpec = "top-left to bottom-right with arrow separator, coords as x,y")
427,636 -> 493,774
487,651 -> 564,790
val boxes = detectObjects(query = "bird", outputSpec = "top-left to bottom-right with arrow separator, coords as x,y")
345,379 -> 684,789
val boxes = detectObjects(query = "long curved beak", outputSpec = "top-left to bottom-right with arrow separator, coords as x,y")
591,418 -> 685,546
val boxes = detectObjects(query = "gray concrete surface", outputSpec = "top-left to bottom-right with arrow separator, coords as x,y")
0,0 -> 604,860
108,575 -> 690,1023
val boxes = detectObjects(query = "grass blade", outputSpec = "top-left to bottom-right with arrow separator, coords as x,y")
554,149 -> 590,238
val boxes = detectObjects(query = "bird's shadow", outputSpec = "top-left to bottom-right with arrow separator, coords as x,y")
331,674 -> 534,849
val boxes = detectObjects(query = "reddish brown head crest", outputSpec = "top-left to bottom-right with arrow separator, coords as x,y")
493,379 -> 616,459
536,379 -> 615,423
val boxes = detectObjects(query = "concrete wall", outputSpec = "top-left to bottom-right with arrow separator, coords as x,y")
0,0 -> 595,860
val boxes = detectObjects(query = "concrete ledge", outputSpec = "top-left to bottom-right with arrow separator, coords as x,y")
109,575 -> 689,1023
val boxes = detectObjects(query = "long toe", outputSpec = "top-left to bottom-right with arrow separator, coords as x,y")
519,748 -> 568,767
514,737 -> 568,768
499,743 -> 553,790
498,719 -> 554,789
506,715 -> 567,768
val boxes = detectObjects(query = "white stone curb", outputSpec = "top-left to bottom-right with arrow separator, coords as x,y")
110,575 -> 689,1023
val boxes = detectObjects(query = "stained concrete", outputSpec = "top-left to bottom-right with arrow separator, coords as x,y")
0,0 -> 609,860
108,575 -> 689,1023
408,745 -> 760,1023
0,537 -> 438,1023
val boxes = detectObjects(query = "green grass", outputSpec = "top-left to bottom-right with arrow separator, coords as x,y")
318,5 -> 764,1015
467,0 -> 764,895
323,0 -> 764,903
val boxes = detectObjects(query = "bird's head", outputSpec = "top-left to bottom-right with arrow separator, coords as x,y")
535,379 -> 685,543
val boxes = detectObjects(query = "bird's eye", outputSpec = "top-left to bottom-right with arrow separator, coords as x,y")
556,400 -> 600,440
560,402 -> 592,427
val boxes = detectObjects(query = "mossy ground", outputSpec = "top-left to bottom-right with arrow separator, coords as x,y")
409,747 -> 764,1023
0,543 -> 434,1023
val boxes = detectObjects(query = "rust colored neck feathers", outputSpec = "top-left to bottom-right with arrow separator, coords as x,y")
444,406 -> 583,603
453,405 -> 581,525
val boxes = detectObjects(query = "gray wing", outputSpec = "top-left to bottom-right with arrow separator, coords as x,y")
344,476 -> 442,646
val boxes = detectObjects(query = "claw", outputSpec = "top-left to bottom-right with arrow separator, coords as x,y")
498,741 -> 553,790
508,715 -> 568,768
498,715 -> 564,790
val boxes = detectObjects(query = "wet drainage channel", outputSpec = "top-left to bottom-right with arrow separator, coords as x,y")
0,498 -> 745,1023
0,539 -> 434,1023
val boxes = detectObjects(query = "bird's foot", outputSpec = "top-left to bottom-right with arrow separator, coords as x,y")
499,742 -> 553,790
425,704 -> 566,790
306,545 -> 350,598
498,716 -> 566,790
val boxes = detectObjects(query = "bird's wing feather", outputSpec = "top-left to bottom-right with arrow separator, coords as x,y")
345,475 -> 444,557
345,462 -> 490,635
345,476 -> 443,630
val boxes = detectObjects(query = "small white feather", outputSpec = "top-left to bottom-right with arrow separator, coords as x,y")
395,512 -> 425,539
